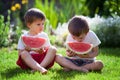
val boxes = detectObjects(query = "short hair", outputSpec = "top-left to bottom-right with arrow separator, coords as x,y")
24,8 -> 46,24
68,16 -> 89,36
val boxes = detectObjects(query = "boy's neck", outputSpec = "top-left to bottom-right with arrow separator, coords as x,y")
28,31 -> 39,36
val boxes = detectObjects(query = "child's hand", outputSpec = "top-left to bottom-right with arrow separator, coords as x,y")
66,49 -> 77,57
25,46 -> 31,52
76,52 -> 94,58
35,48 -> 44,53
76,53 -> 88,58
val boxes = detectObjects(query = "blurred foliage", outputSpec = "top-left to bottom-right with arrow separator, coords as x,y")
0,0 -> 12,22
56,0 -> 88,22
0,10 -> 10,47
0,0 -> 29,47
92,16 -> 120,47
0,0 -> 28,22
35,0 -> 119,28
86,0 -> 120,17
35,0 -> 58,29
35,0 -> 87,28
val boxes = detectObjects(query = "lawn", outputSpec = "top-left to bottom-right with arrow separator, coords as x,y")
0,47 -> 120,80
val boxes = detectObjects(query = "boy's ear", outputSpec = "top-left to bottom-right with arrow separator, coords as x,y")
27,23 -> 31,28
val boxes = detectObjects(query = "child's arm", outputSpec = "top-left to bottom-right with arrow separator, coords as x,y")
76,46 -> 99,58
18,49 -> 25,56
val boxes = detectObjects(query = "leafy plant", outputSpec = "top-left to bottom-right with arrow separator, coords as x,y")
85,0 -> 120,17
35,0 -> 58,29
94,16 -> 120,47
35,0 -> 88,29
0,10 -> 10,47
57,0 -> 87,22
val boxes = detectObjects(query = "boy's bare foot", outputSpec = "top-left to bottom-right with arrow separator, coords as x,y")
41,70 -> 47,75
31,69 -> 47,74
79,67 -> 89,73
40,68 -> 47,75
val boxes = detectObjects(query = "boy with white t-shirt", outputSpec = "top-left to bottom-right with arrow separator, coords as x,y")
55,16 -> 104,72
16,8 -> 56,74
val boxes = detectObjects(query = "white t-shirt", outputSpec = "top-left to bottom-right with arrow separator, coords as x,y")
17,31 -> 51,50
65,30 -> 101,60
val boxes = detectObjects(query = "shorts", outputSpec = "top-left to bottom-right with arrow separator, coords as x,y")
65,57 -> 94,66
16,49 -> 55,69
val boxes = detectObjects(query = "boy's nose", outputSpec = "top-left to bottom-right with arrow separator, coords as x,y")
41,25 -> 44,28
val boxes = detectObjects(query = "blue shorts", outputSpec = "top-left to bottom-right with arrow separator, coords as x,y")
65,57 -> 94,66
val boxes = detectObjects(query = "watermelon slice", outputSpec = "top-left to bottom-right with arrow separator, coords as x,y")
22,36 -> 46,50
66,42 -> 93,54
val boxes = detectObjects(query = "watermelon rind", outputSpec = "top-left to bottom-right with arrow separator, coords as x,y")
66,42 -> 93,54
22,36 -> 46,50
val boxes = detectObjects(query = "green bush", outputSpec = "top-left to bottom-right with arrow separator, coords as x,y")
94,16 -> 120,47
35,0 -> 58,29
0,11 -> 10,47
35,0 -> 87,29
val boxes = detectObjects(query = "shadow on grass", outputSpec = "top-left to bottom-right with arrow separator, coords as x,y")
51,69 -> 83,80
1,67 -> 30,79
50,69 -> 103,80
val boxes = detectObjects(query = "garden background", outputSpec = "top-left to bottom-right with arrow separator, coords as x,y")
0,0 -> 120,80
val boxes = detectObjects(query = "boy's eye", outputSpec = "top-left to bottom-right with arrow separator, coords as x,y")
37,23 -> 44,26
37,24 -> 41,26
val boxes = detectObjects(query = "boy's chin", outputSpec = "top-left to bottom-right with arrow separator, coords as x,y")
77,40 -> 83,42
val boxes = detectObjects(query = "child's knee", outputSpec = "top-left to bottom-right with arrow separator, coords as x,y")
20,51 -> 29,58
49,46 -> 57,54
55,54 -> 63,62
55,54 -> 62,60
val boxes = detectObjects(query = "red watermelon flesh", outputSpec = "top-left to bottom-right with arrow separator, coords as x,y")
67,42 -> 93,54
22,36 -> 46,50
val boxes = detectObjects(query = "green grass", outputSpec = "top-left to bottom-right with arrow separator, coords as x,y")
0,47 -> 120,80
